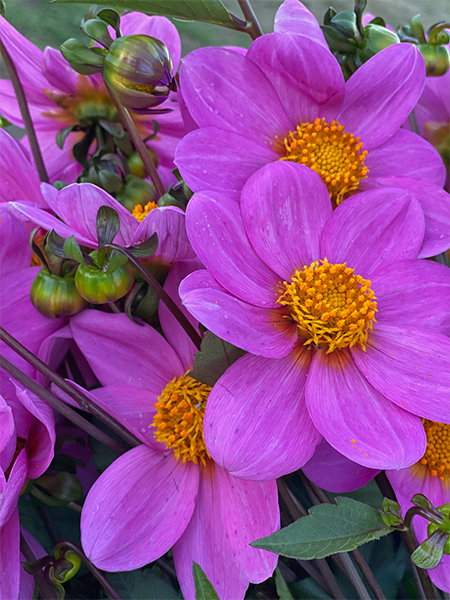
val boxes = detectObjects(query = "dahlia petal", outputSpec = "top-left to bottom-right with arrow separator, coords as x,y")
159,259 -> 203,372
365,129 -> 446,188
70,311 -> 184,389
180,270 -> 297,358
387,466 -> 446,514
0,396 -> 14,454
302,438 -> 379,493
0,207 -> 32,276
351,324 -> 450,423
371,260 -> 450,336
306,348 -> 426,469
204,345 -> 321,480
36,325 -> 73,389
215,465 -> 279,582
175,127 -> 278,197
359,175 -> 450,258
0,450 -> 28,530
337,44 -> 425,149
81,445 -> 198,571
180,47 -> 290,142
0,80 -> 55,129
321,188 -> 425,276
186,191 -> 281,307
0,508 -> 20,600
247,33 -> 344,124
133,206 -> 195,262
274,0 -> 327,47
173,461 -> 249,600
241,162 -> 331,280
42,47 -> 78,95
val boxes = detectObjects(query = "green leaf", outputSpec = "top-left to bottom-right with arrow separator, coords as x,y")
128,233 -> 159,258
321,25 -> 357,52
63,235 -> 86,264
193,562 -> 220,600
51,0 -> 235,28
103,250 -> 128,273
34,472 -> 83,506
411,530 -> 448,569
189,331 -> 246,387
56,125 -> 76,150
251,496 -> 392,559
106,567 -> 180,599
96,205 -> 120,247
275,567 -> 294,600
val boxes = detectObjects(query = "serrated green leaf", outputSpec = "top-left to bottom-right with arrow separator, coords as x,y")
189,331 -> 246,387
56,125 -> 76,150
193,562 -> 219,600
96,205 -> 120,247
64,235 -> 85,264
51,0 -> 235,28
251,497 -> 392,559
106,567 -> 180,599
275,567 -> 294,600
128,233 -> 159,258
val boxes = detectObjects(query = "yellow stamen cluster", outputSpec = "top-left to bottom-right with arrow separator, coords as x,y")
420,420 -> 450,480
132,201 -> 159,222
278,259 -> 377,353
282,118 -> 369,205
152,374 -> 212,464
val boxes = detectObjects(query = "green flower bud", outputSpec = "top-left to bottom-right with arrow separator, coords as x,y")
30,269 -> 87,319
126,149 -> 160,178
427,503 -> 450,554
75,252 -> 134,303
418,43 -> 450,76
103,35 -> 176,110
51,551 -> 82,583
360,24 -> 400,63
116,175 -> 157,212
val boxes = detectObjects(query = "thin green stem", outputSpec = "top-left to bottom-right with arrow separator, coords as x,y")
0,39 -> 49,182
237,0 -> 263,40
107,89 -> 166,198
103,244 -> 203,350
0,326 -> 140,448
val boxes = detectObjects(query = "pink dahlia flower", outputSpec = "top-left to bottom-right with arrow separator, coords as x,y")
0,13 -> 183,183
69,270 -> 279,599
176,0 -> 450,255
179,161 -> 450,479
0,385 -> 55,600
10,182 -> 195,264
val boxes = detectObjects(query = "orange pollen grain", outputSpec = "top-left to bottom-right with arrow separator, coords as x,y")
132,201 -> 159,222
151,374 -> 212,465
420,420 -> 450,481
281,118 -> 369,205
277,258 -> 377,353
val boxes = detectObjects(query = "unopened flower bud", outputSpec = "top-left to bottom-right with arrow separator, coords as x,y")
75,252 -> 134,304
418,43 -> 450,76
116,175 -> 157,212
427,503 -> 450,554
51,551 -> 82,583
360,24 -> 400,62
103,35 -> 176,110
30,269 -> 87,319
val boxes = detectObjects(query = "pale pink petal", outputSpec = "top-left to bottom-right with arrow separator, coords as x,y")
42,47 -> 78,94
0,397 -> 14,454
0,207 -> 31,276
0,450 -> 27,528
0,508 -> 20,600
274,0 -> 327,47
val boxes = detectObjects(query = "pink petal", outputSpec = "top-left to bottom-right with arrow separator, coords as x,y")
215,465 -> 279,582
337,44 -> 425,149
0,507 -> 20,600
306,348 -> 426,469
0,396 -> 14,454
241,162 -> 331,280
0,450 -> 28,528
0,207 -> 31,276
0,80 -> 54,129
274,0 -> 327,47
81,445 -> 199,571
180,270 -> 297,358
321,188 -> 425,276
352,324 -> 450,423
36,325 -> 73,388
302,438 -> 379,493
173,461 -> 249,600
186,191 -> 281,307
70,311 -> 184,389
42,47 -> 78,95
205,345 -> 321,480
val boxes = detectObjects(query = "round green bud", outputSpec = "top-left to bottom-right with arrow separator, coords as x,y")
30,269 -> 87,319
126,149 -> 160,179
75,255 -> 134,304
418,44 -> 450,77
103,34 -> 175,110
116,175 -> 157,212
52,551 -> 82,583
360,24 -> 400,63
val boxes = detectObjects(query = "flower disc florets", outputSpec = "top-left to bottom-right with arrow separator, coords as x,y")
152,374 -> 211,464
132,201 -> 158,222
278,259 -> 377,353
282,118 -> 369,205
420,420 -> 450,480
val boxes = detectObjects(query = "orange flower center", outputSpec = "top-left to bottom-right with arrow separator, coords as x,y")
282,118 -> 369,205
420,420 -> 450,480
277,259 -> 377,352
132,201 -> 159,222
152,374 -> 211,464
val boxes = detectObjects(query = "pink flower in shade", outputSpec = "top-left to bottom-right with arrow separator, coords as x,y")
68,267 -> 279,600
179,161 -> 450,480
175,0 -> 450,257
10,182 -> 195,264
0,385 -> 55,600
0,13 -> 183,184
302,420 -> 450,592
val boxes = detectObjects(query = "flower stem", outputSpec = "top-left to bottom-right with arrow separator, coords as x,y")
0,39 -> 49,183
20,534 -> 58,599
237,0 -> 264,40
0,352 -> 126,454
103,244 -> 203,350
0,326 -> 140,448
107,89 -> 166,198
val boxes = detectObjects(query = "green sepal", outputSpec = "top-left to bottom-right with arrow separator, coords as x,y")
33,472 -> 83,506
81,17 -> 114,49
60,38 -> 106,74
409,14 -> 426,44
193,562 -> 220,600
56,125 -> 76,150
96,205 -> 121,247
322,26 -> 357,52
128,233 -> 159,258
411,530 -> 448,569
63,235 -> 86,265
189,331 -> 246,387
99,119 -> 124,138
330,11 -> 358,40
103,250 -> 129,274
